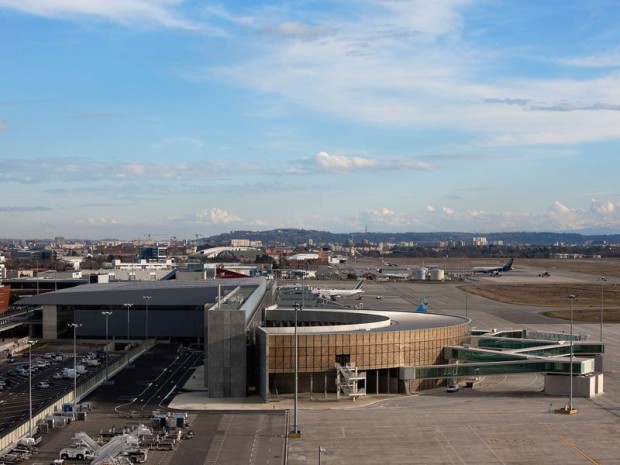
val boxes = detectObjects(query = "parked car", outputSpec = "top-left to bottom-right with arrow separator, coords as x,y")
36,381 -> 50,388
446,383 -> 460,393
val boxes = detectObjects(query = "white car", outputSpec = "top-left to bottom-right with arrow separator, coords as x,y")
36,381 -> 50,388
446,383 -> 460,393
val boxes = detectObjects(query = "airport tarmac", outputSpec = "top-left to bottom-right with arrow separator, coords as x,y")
283,268 -> 620,465
9,263 -> 620,464
174,263 -> 620,464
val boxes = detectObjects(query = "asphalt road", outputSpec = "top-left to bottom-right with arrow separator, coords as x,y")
83,343 -> 203,415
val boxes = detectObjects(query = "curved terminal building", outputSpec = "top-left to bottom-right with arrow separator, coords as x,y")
258,309 -> 469,399
16,278 -> 470,401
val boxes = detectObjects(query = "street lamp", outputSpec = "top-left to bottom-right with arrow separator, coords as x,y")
27,339 -> 36,437
143,296 -> 151,340
123,303 -> 133,350
319,445 -> 326,465
567,294 -> 576,412
598,277 -> 607,343
289,302 -> 301,437
101,312 -> 112,381
68,323 -> 81,413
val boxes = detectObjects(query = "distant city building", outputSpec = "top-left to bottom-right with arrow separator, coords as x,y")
473,237 -> 488,246
287,253 -> 319,261
61,257 -> 83,271
140,246 -> 168,261
0,285 -> 9,313
231,239 -> 250,247
111,259 -> 174,271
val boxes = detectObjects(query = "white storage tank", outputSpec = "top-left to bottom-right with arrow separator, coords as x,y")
414,268 -> 428,280
429,269 -> 445,281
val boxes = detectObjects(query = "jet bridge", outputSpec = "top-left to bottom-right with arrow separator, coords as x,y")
399,328 -> 605,398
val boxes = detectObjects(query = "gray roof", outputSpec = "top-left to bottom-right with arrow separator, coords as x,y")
17,278 -> 264,307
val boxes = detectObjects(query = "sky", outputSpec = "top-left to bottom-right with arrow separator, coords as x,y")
2,0 -> 620,239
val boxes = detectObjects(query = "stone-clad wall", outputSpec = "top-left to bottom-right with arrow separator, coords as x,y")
268,322 -> 470,373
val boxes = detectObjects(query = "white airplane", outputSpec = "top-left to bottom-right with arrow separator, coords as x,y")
311,280 -> 365,300
471,258 -> 514,274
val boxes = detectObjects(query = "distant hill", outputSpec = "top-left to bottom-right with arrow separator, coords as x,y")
205,229 -> 620,246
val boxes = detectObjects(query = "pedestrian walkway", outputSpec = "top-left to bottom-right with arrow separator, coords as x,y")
169,365 -> 398,411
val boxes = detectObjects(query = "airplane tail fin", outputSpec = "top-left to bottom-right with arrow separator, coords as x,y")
415,297 -> 429,313
355,279 -> 364,290
502,258 -> 514,271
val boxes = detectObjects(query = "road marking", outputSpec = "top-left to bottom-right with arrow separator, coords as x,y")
559,436 -> 599,465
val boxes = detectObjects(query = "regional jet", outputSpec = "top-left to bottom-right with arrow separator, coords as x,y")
311,280 -> 365,300
471,258 -> 514,274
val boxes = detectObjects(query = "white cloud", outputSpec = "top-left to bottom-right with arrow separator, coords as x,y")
0,157 -> 260,184
259,21 -> 330,39
195,208 -> 241,224
426,205 -> 436,213
550,201 -> 571,214
0,0 -> 205,31
591,199 -> 615,215
557,50 -> 620,69
153,137 -> 205,151
75,217 -> 119,226
209,1 -> 620,146
292,151 -> 432,174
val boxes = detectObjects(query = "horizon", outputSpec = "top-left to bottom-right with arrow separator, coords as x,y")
3,228 -> 620,244
2,2 -> 620,238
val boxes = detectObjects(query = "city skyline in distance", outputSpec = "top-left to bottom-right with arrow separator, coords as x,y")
2,1 -> 620,239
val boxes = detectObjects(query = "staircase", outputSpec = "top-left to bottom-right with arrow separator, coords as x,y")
335,363 -> 366,401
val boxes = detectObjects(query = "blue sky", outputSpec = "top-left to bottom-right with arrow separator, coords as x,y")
2,0 -> 620,239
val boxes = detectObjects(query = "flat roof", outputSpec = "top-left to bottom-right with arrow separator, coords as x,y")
16,278 -> 265,307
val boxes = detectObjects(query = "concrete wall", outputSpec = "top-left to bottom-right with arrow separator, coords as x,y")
257,328 -> 269,401
207,309 -> 246,398
544,373 -> 604,398
42,305 -> 57,339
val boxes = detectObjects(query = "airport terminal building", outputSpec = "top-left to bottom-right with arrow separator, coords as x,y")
18,279 -> 471,400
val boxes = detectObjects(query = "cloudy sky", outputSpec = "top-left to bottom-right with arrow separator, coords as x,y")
1,0 -> 620,239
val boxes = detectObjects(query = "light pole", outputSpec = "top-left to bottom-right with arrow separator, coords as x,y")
27,339 -> 36,437
319,445 -> 326,465
289,302 -> 301,437
101,311 -> 112,381
464,276 -> 469,318
124,303 -> 133,350
598,277 -> 607,343
568,294 -> 576,411
143,296 -> 151,340
68,323 -> 81,413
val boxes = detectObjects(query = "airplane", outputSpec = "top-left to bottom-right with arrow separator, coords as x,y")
311,280 -> 365,300
471,258 -> 514,274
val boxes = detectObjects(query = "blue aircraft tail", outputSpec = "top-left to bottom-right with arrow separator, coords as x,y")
415,297 -> 430,313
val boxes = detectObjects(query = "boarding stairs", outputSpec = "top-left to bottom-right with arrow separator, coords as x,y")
73,432 -> 101,452
90,435 -> 136,465
335,362 -> 366,401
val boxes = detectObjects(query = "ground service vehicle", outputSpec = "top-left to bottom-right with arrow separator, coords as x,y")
59,446 -> 95,460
